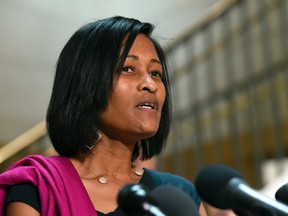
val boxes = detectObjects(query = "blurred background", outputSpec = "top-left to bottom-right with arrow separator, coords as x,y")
1,0 -> 288,199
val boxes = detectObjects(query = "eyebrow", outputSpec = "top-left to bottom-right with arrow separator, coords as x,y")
127,55 -> 161,65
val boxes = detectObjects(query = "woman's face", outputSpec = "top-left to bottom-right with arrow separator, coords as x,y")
100,34 -> 166,142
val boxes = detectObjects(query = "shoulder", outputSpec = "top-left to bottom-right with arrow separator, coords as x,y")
8,155 -> 69,170
142,168 -> 201,206
1,155 -> 73,186
143,168 -> 193,189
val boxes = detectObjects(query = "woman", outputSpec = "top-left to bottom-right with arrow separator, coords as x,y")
0,16 -> 207,215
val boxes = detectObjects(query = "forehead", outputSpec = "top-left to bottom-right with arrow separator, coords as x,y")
128,34 -> 159,58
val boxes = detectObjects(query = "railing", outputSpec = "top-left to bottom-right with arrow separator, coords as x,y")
0,121 -> 53,172
159,0 -> 288,188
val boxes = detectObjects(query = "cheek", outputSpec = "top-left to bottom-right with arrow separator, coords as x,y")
107,94 -> 123,112
108,85 -> 132,113
99,93 -> 126,127
113,78 -> 131,96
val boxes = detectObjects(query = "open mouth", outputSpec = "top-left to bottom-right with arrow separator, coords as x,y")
140,103 -> 156,110
137,101 -> 158,110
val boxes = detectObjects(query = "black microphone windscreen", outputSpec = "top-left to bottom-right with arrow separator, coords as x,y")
195,164 -> 242,209
149,184 -> 199,216
275,183 -> 288,204
117,183 -> 156,215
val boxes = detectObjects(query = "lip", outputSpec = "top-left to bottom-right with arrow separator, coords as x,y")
136,98 -> 159,111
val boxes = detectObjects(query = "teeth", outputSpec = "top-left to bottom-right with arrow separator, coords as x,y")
141,103 -> 154,109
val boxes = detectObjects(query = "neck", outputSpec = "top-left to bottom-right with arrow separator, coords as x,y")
71,153 -> 143,191
94,141 -> 135,175
73,138 -> 140,177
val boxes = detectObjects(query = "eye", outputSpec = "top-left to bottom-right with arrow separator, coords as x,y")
150,71 -> 162,78
122,66 -> 134,73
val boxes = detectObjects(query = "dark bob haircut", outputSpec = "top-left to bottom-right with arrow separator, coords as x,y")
46,16 -> 172,161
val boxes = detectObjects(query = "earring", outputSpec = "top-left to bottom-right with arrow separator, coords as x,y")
85,131 -> 102,150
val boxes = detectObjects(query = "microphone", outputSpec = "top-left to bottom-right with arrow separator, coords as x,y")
195,164 -> 288,216
118,183 -> 199,216
275,183 -> 288,204
117,183 -> 165,216
149,184 -> 199,216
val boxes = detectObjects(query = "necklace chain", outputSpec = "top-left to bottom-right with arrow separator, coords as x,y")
82,164 -> 144,190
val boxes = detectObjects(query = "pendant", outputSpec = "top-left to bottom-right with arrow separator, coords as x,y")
134,169 -> 144,176
98,177 -> 108,184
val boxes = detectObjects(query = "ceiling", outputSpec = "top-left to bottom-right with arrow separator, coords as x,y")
0,0 -> 219,143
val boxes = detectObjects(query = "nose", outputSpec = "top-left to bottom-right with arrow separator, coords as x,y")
137,74 -> 158,93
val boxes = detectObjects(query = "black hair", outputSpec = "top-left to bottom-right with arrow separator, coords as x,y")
46,16 -> 172,161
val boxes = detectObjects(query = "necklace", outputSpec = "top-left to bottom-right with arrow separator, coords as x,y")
82,164 -> 144,190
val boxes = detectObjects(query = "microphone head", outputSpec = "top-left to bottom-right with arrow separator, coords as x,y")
150,184 -> 199,216
195,164 -> 242,209
117,183 -> 157,214
275,183 -> 288,204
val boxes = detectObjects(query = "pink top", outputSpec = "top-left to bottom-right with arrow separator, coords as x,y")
0,155 -> 97,216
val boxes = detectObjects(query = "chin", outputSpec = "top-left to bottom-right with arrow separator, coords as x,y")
135,123 -> 159,138
141,129 -> 158,139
